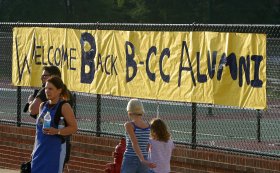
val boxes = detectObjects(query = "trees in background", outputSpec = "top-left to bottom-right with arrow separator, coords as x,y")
0,0 -> 279,24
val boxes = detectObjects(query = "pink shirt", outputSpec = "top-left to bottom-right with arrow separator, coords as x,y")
148,139 -> 175,173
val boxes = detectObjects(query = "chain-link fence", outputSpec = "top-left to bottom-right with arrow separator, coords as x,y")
0,23 -> 279,158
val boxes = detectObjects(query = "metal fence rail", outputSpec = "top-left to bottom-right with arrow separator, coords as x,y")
0,22 -> 280,159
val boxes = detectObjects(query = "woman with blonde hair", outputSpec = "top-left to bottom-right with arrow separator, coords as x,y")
121,99 -> 156,173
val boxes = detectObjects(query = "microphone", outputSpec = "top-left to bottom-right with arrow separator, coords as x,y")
23,89 -> 39,112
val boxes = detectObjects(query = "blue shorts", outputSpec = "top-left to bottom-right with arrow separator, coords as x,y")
121,156 -> 149,173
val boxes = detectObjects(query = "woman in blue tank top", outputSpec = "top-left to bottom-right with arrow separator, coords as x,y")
31,76 -> 77,173
121,99 -> 156,173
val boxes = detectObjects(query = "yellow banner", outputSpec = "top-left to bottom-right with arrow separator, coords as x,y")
12,27 -> 266,109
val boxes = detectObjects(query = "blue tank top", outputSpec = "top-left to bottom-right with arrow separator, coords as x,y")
31,100 -> 63,173
124,122 -> 150,158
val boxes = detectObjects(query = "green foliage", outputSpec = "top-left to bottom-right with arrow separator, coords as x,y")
116,0 -> 125,7
0,0 -> 279,24
0,0 -> 67,22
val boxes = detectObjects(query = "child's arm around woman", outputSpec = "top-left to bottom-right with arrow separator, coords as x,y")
124,122 -> 156,167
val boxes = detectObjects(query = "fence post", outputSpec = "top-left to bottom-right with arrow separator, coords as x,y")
72,92 -> 77,117
96,94 -> 101,137
17,86 -> 22,127
191,103 -> 197,149
207,104 -> 214,116
257,109 -> 261,142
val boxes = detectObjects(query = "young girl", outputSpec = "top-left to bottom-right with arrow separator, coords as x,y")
121,99 -> 156,173
148,118 -> 175,173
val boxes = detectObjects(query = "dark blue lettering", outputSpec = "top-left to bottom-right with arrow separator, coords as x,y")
146,46 -> 156,82
217,53 -> 237,81
105,55 -> 111,75
61,46 -> 69,68
251,55 -> 263,88
96,54 -> 103,72
47,46 -> 54,65
226,53 -> 237,80
196,52 -> 207,83
54,48 -> 61,66
178,41 -> 196,86
15,37 -> 31,82
207,51 -> 217,79
41,46 -> 47,65
80,32 -> 96,84
159,48 -> 170,83
69,48 -> 76,70
217,53 -> 226,80
35,46 -> 42,65
239,56 -> 250,87
111,56 -> 118,75
125,41 -> 137,82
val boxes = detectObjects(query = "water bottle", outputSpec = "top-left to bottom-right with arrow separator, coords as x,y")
58,117 -> 65,129
43,111 -> 51,129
